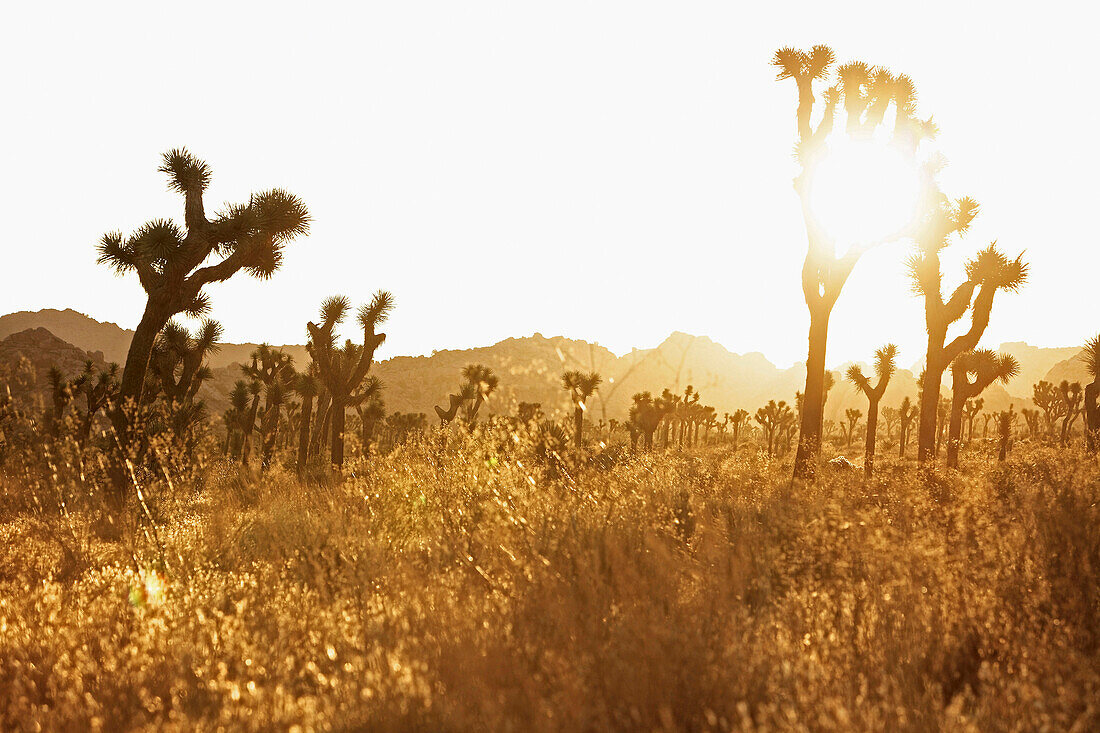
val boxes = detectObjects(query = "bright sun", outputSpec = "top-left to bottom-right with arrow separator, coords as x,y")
805,137 -> 921,246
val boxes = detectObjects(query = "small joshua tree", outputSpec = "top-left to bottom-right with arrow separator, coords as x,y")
997,405 -> 1017,461
946,350 -> 1019,468
145,319 -> 223,444
846,344 -> 898,478
842,408 -> 863,451
962,397 -> 984,446
96,149 -> 309,431
628,392 -> 670,450
898,396 -> 916,458
307,292 -> 393,471
459,365 -> 499,425
1057,381 -> 1083,445
72,360 -> 120,446
755,400 -> 791,457
1032,380 -> 1064,440
352,377 -> 385,458
729,409 -> 750,450
242,345 -> 296,471
561,370 -> 601,446
1082,335 -> 1100,454
292,368 -> 321,474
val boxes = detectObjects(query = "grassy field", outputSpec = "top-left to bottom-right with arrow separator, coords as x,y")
2,430 -> 1099,731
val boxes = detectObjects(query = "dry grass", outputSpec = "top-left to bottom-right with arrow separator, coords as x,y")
1,429 -> 1099,731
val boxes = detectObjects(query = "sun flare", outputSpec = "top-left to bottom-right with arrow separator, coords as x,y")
805,137 -> 921,246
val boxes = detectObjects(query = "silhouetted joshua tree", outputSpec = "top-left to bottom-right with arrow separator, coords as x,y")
898,396 -> 916,458
242,345 -> 296,471
628,392 -> 669,450
755,400 -> 791,457
946,350 -> 1018,468
226,379 -> 261,461
841,408 -> 862,451
458,364 -> 499,425
1021,408 -> 1041,439
307,292 -> 393,472
146,319 -> 223,443
1032,380 -> 1064,440
72,360 -> 120,445
292,368 -> 321,474
96,149 -> 309,445
962,397 -> 984,446
909,187 -> 1027,463
729,409 -> 750,450
997,405 -> 1016,461
775,46 -> 932,481
1057,380 -> 1083,445
846,344 -> 898,478
561,370 -> 601,446
1081,335 -> 1100,454
352,377 -> 385,458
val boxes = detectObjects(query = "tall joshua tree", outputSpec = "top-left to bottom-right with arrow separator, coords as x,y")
775,46 -> 933,481
307,292 -> 394,471
561,370 -> 601,446
946,350 -> 1019,468
909,186 -> 1027,463
1081,335 -> 1100,454
97,149 -> 309,430
1031,380 -> 1064,440
846,344 -> 898,478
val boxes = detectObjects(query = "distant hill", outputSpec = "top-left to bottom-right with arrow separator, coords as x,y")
0,308 -> 308,370
0,327 -> 107,405
1,308 -> 1087,425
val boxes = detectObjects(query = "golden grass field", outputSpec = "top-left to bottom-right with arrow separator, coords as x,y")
2,429 -> 1099,731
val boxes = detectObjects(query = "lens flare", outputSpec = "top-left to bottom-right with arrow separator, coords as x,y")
805,138 -> 921,245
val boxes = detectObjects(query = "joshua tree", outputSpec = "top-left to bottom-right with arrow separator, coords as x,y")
242,345 -> 296,471
45,367 -> 77,436
909,185 -> 1027,463
72,360 -> 120,445
1021,408 -> 1042,439
144,319 -> 223,443
755,400 -> 791,457
898,396 -> 916,458
729,409 -> 750,450
292,368 -> 321,474
962,397 -> 984,446
997,405 -> 1017,461
225,379 -> 261,461
1032,380 -> 1064,440
628,392 -> 669,450
946,350 -> 1018,468
352,377 -> 385,458
841,408 -> 862,451
846,344 -> 898,478
775,46 -> 932,481
307,292 -> 393,471
1057,381 -> 1083,445
458,364 -> 499,425
1082,335 -> 1100,454
561,370 -> 602,446
96,149 -> 309,437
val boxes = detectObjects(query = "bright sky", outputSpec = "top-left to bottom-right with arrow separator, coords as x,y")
1,2 -> 1095,369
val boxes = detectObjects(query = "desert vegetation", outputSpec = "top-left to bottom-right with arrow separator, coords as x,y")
1,44 -> 1099,732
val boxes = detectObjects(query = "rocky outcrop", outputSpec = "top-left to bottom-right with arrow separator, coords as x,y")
0,328 -> 107,403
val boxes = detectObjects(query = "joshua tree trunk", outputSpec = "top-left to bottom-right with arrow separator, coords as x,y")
260,405 -> 279,472
794,311 -> 829,480
573,405 -> 584,446
330,400 -> 347,469
1085,382 -> 1099,454
946,397 -> 966,469
297,393 -> 313,474
998,425 -> 1010,461
240,396 -> 261,467
863,398 -> 880,479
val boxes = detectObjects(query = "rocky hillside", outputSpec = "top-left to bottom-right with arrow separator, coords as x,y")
0,328 -> 107,405
1,309 -> 1087,426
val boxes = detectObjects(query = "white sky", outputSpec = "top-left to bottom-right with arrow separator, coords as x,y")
1,1 -> 1096,368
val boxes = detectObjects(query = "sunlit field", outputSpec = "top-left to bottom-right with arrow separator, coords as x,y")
3,16 -> 1100,732
2,422 -> 1098,731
